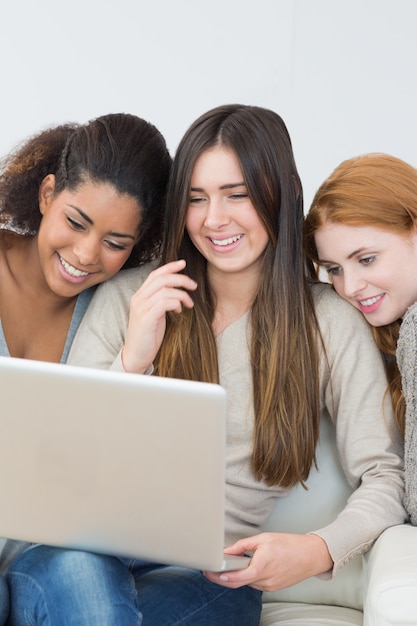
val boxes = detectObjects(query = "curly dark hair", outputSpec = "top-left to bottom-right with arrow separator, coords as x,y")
0,113 -> 172,267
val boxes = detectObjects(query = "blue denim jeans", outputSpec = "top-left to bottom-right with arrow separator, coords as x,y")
6,545 -> 262,625
0,574 -> 9,625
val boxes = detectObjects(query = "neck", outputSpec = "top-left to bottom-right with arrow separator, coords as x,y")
209,266 -> 259,335
2,234 -> 76,310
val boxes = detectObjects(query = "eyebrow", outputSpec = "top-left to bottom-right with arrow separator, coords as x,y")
190,182 -> 246,192
69,205 -> 137,240
319,247 -> 369,264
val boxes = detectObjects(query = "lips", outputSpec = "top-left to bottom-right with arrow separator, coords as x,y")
357,293 -> 385,314
209,234 -> 242,246
58,255 -> 90,277
359,295 -> 383,307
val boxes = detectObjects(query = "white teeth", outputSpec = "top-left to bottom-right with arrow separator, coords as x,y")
360,295 -> 382,306
211,235 -> 242,246
59,256 -> 89,277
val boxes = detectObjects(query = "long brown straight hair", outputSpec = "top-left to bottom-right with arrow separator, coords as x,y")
155,104 -> 322,488
303,153 -> 417,436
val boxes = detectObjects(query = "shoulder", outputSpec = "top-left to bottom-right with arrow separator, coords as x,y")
398,302 -> 417,350
400,302 -> 417,336
92,261 -> 157,303
311,281 -> 343,308
310,281 -> 368,328
102,261 -> 157,294
309,282 -> 380,370
80,261 -> 157,321
69,262 -> 158,366
397,302 -> 417,371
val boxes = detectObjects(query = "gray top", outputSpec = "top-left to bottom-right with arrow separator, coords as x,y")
396,302 -> 417,525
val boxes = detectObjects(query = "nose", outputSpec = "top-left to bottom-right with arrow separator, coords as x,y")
204,198 -> 230,230
341,268 -> 367,298
73,235 -> 100,266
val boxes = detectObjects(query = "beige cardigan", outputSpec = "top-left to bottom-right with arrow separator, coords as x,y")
68,266 -> 406,577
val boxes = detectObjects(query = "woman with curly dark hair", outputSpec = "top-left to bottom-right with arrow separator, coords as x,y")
0,112 -> 171,624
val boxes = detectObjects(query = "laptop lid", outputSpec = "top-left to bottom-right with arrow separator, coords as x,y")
0,356 -> 248,572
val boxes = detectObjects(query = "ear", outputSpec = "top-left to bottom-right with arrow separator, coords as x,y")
38,174 -> 56,215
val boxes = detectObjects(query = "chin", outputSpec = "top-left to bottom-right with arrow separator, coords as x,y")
364,315 -> 395,328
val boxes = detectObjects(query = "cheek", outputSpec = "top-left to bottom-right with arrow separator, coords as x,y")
37,215 -> 63,249
102,249 -> 132,273
376,263 -> 402,287
252,219 -> 270,251
328,276 -> 345,296
259,229 -> 270,251
185,214 -> 204,249
185,212 -> 198,237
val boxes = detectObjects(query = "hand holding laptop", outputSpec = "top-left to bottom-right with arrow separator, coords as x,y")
205,532 -> 332,590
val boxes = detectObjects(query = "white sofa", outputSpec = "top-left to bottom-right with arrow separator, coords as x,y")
258,414 -> 417,625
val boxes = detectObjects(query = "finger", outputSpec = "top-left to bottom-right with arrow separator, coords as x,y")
203,569 -> 254,589
135,289 -> 195,318
156,259 -> 187,273
204,555 -> 260,585
129,279 -> 197,321
148,260 -> 197,289
224,535 -> 262,555
218,564 -> 258,586
160,295 -> 195,314
134,273 -> 197,306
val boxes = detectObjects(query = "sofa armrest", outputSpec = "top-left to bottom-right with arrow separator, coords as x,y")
363,524 -> 417,626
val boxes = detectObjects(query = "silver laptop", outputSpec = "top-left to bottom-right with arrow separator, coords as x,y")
0,356 -> 249,572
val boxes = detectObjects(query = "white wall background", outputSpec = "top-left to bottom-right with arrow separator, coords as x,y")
1,0 -> 416,209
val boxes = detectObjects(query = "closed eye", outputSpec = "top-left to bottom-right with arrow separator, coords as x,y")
189,196 -> 206,204
104,239 -> 130,251
360,255 -> 376,266
66,216 -> 85,231
325,265 -> 342,276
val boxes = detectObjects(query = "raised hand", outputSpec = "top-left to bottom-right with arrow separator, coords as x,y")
121,260 -> 197,373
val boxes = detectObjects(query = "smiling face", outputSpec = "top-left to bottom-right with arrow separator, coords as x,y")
185,146 -> 270,286
37,175 -> 141,298
314,222 -> 417,325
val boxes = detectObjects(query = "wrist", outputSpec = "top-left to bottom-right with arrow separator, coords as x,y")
307,533 -> 333,576
121,347 -> 150,374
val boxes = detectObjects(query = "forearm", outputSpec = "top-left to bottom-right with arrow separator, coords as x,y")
313,473 -> 405,577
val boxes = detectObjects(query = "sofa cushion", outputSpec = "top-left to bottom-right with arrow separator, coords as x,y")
363,524 -> 417,626
260,415 -> 363,611
262,556 -> 363,611
260,602 -> 363,625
